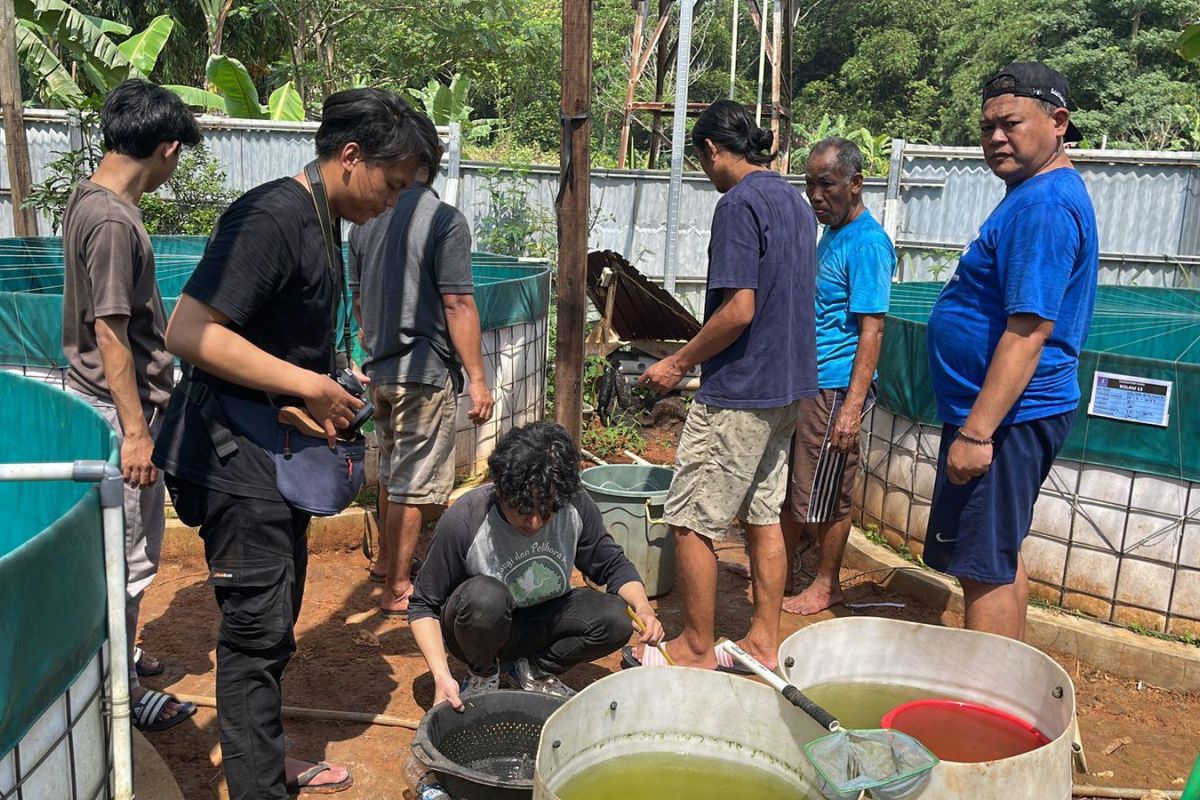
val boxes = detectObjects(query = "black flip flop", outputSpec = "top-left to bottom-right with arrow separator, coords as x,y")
132,690 -> 196,733
284,761 -> 354,795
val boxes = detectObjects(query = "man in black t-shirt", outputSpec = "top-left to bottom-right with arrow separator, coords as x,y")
153,89 -> 440,799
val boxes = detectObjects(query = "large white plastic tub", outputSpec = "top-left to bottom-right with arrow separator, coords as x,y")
532,667 -> 828,799
779,618 -> 1077,800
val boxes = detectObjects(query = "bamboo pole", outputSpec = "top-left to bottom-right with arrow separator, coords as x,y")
617,1 -> 648,169
173,693 -> 421,731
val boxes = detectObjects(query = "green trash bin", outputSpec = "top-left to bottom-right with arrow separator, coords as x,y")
580,464 -> 676,598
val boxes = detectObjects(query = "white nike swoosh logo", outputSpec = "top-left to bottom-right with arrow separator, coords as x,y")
933,532 -> 957,543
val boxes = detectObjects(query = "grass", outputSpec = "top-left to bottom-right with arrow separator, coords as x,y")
581,414 -> 647,460
861,525 -> 928,569
1128,623 -> 1200,648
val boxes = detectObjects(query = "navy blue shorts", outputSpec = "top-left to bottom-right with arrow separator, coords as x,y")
923,411 -> 1075,585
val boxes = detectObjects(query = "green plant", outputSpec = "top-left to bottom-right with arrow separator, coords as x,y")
581,415 -> 646,460
22,111 -> 102,234
474,164 -> 554,258
794,113 -> 893,176
140,145 -> 236,235
14,2 -> 174,109
1128,622 -> 1200,648
408,73 -> 501,143
165,54 -> 304,121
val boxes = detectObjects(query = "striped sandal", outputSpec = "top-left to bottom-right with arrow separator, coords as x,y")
131,689 -> 196,733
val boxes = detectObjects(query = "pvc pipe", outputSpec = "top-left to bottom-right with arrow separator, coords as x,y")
755,0 -> 769,127
661,0 -> 696,296
173,693 -> 421,730
728,0 -> 739,99
0,461 -> 133,798
1071,787 -> 1181,799
0,463 -> 76,481
104,500 -> 134,800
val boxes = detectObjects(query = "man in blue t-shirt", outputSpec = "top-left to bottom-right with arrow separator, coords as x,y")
779,138 -> 894,616
925,63 -> 1099,640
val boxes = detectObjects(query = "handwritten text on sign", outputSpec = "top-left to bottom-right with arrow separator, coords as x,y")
1087,372 -> 1172,427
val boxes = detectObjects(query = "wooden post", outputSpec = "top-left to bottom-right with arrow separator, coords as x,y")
0,0 -> 39,236
617,1 -> 648,170
778,0 -> 793,172
556,0 -> 592,445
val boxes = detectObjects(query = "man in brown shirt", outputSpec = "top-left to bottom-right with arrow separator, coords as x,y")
62,79 -> 201,733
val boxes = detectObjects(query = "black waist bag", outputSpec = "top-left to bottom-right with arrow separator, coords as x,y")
217,393 -> 366,517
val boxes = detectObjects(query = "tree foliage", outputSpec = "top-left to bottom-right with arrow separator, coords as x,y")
13,0 -> 1196,164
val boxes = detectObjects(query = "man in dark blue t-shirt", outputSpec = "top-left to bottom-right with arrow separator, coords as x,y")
636,101 -> 817,672
924,63 -> 1099,640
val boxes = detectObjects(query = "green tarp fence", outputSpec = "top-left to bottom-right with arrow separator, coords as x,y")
880,281 -> 1200,483
0,236 -> 550,371
0,371 -> 116,757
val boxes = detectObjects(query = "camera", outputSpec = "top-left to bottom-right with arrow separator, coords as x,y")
335,368 -> 375,435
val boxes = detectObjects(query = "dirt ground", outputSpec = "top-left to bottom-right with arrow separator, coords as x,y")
136,519 -> 1199,799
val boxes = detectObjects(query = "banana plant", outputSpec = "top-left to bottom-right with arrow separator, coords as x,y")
166,55 -> 305,121
408,73 -> 501,142
14,0 -> 175,108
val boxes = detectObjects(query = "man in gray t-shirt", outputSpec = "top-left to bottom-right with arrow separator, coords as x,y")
62,80 -> 200,734
350,173 -> 494,616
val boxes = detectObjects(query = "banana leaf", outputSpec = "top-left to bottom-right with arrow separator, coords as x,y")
206,54 -> 265,119
14,20 -> 87,108
268,81 -> 305,121
15,0 -> 132,93
117,15 -> 174,77
164,85 -> 227,113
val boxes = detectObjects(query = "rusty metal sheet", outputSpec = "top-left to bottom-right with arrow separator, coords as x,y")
587,250 -> 702,342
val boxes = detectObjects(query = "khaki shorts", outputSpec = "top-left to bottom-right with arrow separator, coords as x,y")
373,378 -> 456,506
663,400 -> 802,540
787,388 -> 866,524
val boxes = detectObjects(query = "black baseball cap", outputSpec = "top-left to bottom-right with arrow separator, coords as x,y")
982,62 -> 1083,143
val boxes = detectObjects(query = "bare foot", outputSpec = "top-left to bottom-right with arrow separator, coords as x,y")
732,637 -> 779,672
378,584 -> 413,614
637,637 -> 716,670
285,757 -> 351,790
782,580 -> 844,616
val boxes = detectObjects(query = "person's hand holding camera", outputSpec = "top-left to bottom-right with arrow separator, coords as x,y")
302,372 -> 364,446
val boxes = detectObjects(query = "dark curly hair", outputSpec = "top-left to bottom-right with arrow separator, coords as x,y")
488,422 -> 581,518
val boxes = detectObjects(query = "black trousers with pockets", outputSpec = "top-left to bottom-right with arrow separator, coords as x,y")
440,575 -> 632,676
170,477 -> 310,800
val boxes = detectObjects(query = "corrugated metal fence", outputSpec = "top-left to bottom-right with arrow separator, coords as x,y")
5,114 -> 1200,303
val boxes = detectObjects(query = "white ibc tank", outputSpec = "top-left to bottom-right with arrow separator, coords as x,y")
779,618 -> 1078,800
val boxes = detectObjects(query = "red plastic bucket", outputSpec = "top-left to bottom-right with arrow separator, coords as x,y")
882,699 -> 1051,763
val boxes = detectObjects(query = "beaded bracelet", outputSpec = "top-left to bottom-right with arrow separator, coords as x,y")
956,430 -> 994,446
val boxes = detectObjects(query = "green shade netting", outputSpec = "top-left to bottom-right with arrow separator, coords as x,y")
880,281 -> 1200,482
0,236 -> 550,371
0,371 -> 116,756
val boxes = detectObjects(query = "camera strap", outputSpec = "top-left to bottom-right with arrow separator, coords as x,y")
304,160 -> 352,375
